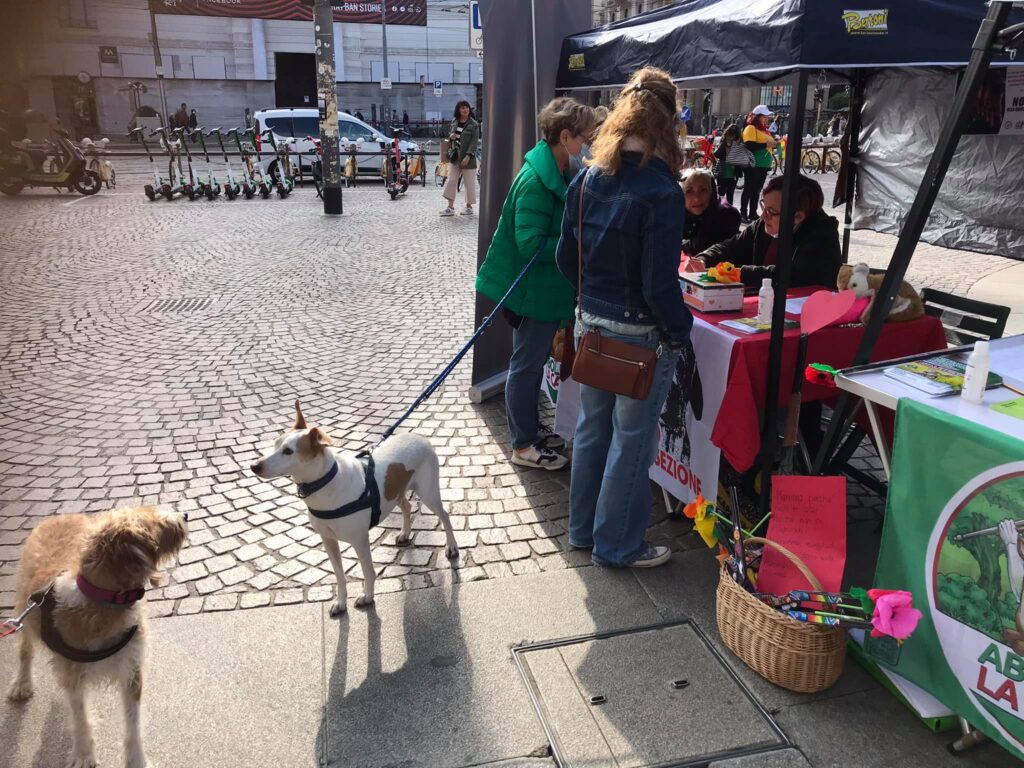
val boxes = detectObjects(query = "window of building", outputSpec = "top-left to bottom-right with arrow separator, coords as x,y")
59,0 -> 96,28
759,85 -> 792,109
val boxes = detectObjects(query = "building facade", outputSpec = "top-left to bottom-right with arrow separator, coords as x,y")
3,0 -> 481,138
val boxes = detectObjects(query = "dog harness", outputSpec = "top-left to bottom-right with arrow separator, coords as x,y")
30,582 -> 140,663
297,451 -> 382,527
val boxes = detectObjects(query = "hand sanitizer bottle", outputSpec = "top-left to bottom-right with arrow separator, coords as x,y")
961,340 -> 990,404
757,279 -> 774,325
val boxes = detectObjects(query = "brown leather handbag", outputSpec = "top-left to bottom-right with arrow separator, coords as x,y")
570,172 -> 660,400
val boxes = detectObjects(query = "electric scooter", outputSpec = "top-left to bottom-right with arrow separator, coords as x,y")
208,128 -> 240,200
152,126 -> 186,200
383,128 -> 410,201
170,127 -> 200,200
192,128 -> 222,200
228,128 -> 258,199
260,129 -> 294,198
0,128 -> 101,196
305,134 -> 323,198
131,127 -> 165,201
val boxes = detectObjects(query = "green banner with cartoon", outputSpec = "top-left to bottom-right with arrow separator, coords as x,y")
873,398 -> 1024,759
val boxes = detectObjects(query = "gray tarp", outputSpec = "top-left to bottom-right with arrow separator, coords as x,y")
856,68 -> 1024,260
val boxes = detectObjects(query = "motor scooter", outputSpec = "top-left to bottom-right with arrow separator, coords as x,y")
0,128 -> 101,196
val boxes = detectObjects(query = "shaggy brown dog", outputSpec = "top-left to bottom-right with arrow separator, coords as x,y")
6,506 -> 187,768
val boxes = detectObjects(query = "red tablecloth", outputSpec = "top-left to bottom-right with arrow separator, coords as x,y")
690,288 -> 948,472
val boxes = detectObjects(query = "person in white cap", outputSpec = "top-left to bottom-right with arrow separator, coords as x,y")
740,105 -> 777,223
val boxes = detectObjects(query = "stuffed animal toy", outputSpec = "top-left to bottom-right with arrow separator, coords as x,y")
705,262 -> 741,283
836,262 -> 924,324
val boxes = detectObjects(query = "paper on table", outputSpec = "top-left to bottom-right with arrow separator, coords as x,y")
756,475 -> 847,595
784,296 -> 811,315
992,397 -> 1024,422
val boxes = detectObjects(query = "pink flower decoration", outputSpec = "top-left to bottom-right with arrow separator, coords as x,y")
868,589 -> 922,640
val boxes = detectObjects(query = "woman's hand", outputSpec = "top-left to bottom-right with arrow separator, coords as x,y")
460,156 -> 471,168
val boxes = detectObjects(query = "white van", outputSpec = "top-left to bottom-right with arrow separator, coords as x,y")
252,107 -> 419,178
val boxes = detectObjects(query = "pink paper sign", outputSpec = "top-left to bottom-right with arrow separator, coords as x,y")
800,290 -> 857,334
757,475 -> 847,595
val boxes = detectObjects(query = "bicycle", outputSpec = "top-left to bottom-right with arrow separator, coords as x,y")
79,137 -> 115,189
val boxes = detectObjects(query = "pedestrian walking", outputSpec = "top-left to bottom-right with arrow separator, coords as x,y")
555,68 -> 692,568
712,123 -> 741,206
402,110 -> 410,131
740,105 -> 776,222
475,97 -> 596,471
188,109 -> 198,133
440,101 -> 480,216
173,102 -> 188,129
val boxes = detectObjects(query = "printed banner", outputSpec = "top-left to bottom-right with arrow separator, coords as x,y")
149,0 -> 427,26
1003,69 -> 1024,136
547,320 -> 735,506
873,399 -> 1024,760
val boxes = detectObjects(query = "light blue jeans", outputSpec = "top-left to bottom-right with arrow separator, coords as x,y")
506,317 -> 561,450
568,323 -> 678,566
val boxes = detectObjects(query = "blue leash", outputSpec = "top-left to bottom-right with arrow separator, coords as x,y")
377,243 -> 546,445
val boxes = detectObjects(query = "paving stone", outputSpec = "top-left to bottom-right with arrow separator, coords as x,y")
176,597 -> 204,616
499,542 -> 532,561
147,600 -> 175,619
195,575 -> 224,595
293,567 -> 328,586
234,543 -> 264,562
171,562 -> 208,583
239,592 -> 271,610
219,565 -> 254,587
203,594 -> 238,612
399,549 -> 433,567
529,538 -> 561,556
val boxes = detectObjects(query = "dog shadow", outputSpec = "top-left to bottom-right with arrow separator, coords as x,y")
315,583 -> 473,768
0,693 -> 71,768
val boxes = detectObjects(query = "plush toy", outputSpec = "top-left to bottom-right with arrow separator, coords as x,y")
704,262 -> 742,283
836,262 -> 924,324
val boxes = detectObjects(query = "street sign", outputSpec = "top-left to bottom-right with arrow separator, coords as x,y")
469,0 -> 482,50
380,77 -> 392,90
433,79 -> 443,97
99,46 -> 118,65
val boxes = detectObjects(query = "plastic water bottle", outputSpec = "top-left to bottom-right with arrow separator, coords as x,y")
961,340 -> 990,404
757,279 -> 774,325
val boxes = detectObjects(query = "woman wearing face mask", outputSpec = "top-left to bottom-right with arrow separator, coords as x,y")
697,174 -> 842,288
680,168 -> 740,260
569,105 -> 608,177
440,101 -> 480,216
476,98 -> 596,470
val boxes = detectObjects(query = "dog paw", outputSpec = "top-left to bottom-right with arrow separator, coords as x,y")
328,602 -> 347,618
446,544 -> 460,560
6,680 -> 33,702
65,753 -> 98,768
395,533 -> 413,547
354,594 -> 375,609
125,752 -> 150,768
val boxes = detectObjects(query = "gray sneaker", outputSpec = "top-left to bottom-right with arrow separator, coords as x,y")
460,206 -> 474,215
510,444 -> 568,471
440,207 -> 455,217
629,544 -> 672,568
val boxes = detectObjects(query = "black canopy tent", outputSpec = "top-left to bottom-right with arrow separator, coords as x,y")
555,0 -> 1023,518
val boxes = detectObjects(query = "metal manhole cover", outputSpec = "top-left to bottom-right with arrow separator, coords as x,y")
513,620 -> 790,768
141,297 -> 215,313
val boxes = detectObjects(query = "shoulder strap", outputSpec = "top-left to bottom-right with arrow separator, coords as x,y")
576,171 -> 588,324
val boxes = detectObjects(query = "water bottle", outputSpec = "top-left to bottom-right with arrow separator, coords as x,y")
757,279 -> 774,325
961,340 -> 990,404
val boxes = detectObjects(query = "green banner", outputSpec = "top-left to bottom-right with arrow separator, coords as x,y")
874,398 -> 1024,759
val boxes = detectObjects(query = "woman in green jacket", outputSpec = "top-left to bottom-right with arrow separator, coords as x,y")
475,98 -> 595,470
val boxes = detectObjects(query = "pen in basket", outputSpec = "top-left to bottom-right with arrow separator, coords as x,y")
728,486 -> 745,586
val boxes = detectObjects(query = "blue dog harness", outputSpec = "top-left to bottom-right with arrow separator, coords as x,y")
296,451 -> 382,527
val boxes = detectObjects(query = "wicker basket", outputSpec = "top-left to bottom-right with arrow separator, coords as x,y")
716,536 -> 847,693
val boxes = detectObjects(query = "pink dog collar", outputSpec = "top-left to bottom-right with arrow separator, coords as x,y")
75,574 -> 146,607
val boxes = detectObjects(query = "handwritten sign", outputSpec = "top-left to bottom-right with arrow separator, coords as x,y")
757,475 -> 847,595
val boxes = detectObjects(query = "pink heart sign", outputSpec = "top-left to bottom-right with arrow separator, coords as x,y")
800,290 -> 858,334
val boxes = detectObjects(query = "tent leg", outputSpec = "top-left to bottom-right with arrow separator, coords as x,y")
841,71 -> 866,264
814,1 -> 1013,475
757,69 -> 809,523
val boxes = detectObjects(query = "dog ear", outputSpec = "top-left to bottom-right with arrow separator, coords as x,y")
304,427 -> 334,453
294,400 -> 307,430
153,512 -> 188,561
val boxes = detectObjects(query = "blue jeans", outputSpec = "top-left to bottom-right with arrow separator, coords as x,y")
568,323 -> 678,566
506,317 -> 561,450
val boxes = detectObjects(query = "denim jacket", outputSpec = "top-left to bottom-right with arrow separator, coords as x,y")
555,154 -> 692,347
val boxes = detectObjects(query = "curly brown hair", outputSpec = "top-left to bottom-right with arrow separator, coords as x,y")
589,67 -> 682,175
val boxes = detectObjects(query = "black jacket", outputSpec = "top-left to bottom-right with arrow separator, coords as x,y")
681,199 -> 742,257
699,210 -> 842,289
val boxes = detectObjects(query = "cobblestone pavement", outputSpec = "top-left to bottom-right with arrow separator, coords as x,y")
0,163 -> 1017,616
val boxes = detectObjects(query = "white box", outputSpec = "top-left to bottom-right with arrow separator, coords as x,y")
680,273 -> 745,313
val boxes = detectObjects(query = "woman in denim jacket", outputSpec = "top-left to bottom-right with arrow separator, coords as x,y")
556,68 -> 692,569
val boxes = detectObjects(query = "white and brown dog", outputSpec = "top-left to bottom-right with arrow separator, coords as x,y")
251,402 -> 458,616
6,506 -> 188,768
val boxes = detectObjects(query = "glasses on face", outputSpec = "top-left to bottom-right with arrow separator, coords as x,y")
758,200 -> 781,220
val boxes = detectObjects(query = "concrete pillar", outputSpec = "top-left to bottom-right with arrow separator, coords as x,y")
251,19 -> 267,80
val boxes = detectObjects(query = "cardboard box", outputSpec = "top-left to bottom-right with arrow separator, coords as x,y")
680,273 -> 745,313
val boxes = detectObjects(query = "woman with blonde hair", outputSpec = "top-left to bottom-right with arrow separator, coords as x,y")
476,97 -> 596,470
555,67 -> 692,569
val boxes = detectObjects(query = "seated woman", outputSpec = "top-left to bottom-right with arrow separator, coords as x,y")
680,168 -> 741,259
697,174 -> 841,289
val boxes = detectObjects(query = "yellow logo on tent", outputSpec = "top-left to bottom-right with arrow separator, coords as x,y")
842,9 -> 889,35
568,54 -> 585,71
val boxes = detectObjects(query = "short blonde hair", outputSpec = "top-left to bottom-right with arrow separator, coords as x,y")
537,98 -> 596,145
682,167 -> 716,196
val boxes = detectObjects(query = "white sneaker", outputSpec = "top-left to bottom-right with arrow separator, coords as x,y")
510,444 -> 568,471
440,207 -> 455,217
460,206 -> 474,215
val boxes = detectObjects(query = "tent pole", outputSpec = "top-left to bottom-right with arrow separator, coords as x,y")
841,71 -> 865,264
756,69 -> 809,523
813,0 -> 1014,475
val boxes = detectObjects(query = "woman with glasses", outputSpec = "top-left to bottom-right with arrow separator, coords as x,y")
695,174 -> 841,289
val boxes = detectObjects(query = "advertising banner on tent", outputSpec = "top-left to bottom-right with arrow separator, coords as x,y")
872,399 -> 1024,761
148,0 -> 427,26
546,321 -> 735,506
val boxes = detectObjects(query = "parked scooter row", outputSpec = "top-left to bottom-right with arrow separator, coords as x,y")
129,127 -> 295,201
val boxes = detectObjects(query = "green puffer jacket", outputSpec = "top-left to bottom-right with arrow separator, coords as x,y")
475,141 -> 574,323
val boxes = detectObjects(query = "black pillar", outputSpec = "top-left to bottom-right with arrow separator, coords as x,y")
314,0 -> 342,215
